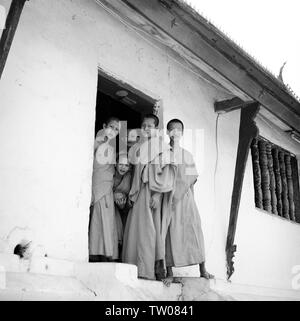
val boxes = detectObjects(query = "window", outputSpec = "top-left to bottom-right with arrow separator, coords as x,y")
250,136 -> 300,222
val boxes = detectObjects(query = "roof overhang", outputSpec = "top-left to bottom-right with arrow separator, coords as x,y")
97,0 -> 300,132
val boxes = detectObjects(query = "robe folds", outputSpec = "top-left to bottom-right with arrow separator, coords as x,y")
122,137 -> 176,280
113,171 -> 132,243
89,132 -> 118,260
162,147 -> 205,268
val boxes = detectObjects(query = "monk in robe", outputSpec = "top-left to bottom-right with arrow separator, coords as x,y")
89,117 -> 120,262
113,128 -> 139,243
122,114 -> 176,280
162,119 -> 214,286
113,153 -> 132,256
127,128 -> 140,150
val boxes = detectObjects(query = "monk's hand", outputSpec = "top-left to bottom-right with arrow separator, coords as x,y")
127,199 -> 133,208
94,133 -> 107,151
114,192 -> 123,203
119,197 -> 126,209
95,132 -> 107,143
150,193 -> 161,210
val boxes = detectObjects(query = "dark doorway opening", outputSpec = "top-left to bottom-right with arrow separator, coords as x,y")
95,71 -> 156,137
89,71 -> 157,263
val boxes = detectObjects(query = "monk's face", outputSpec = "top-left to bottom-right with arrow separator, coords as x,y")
127,129 -> 140,147
168,122 -> 183,141
141,118 -> 157,138
103,120 -> 120,140
116,156 -> 130,176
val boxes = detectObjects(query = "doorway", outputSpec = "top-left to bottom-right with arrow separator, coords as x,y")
89,70 -> 158,262
95,71 -> 157,138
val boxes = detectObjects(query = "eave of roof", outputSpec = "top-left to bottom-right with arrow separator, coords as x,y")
173,0 -> 300,106
121,0 -> 300,131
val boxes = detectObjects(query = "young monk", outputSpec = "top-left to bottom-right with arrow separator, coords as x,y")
89,117 -> 120,262
127,128 -> 140,150
113,152 -> 132,255
162,119 -> 214,286
122,114 -> 176,280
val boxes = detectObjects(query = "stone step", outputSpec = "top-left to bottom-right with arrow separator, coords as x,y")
180,278 -> 234,301
0,257 -> 183,300
0,288 -> 94,301
2,253 -> 298,300
0,272 -> 95,301
209,278 -> 300,301
74,262 -> 182,300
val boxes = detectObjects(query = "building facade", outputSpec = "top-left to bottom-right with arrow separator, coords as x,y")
0,0 -> 299,300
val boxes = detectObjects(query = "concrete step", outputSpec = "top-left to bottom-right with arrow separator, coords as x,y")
0,255 -> 183,300
180,278 -> 234,301
209,278 -> 300,301
0,272 -> 95,301
0,288 -> 94,301
74,262 -> 182,300
1,253 -> 298,300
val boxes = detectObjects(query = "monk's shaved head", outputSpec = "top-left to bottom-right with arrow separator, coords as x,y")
167,119 -> 184,132
142,114 -> 159,128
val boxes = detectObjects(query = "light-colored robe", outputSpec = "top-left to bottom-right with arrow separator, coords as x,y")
89,131 -> 118,259
113,171 -> 132,243
162,147 -> 205,267
122,137 -> 176,279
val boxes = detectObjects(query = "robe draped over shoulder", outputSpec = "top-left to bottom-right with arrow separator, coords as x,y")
122,139 -> 176,279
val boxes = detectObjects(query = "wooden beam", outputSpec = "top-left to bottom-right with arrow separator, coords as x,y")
121,0 -> 300,132
226,102 -> 260,280
0,0 -> 28,80
214,97 -> 256,114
